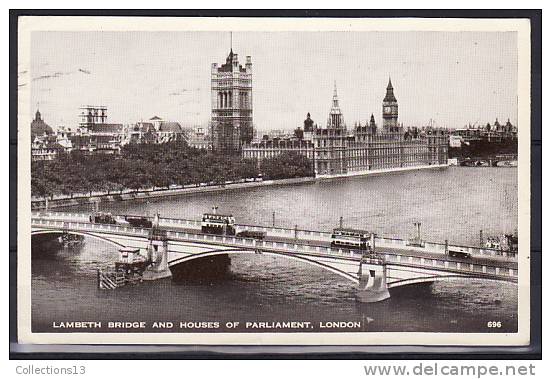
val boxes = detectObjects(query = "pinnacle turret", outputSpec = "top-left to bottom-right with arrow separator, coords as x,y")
332,81 -> 340,108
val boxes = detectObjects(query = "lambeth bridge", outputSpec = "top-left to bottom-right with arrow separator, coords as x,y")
31,212 -> 518,302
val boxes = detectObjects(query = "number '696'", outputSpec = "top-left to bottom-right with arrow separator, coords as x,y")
487,321 -> 502,328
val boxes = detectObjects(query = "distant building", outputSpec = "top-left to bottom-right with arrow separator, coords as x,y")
242,80 -> 449,177
55,125 -> 74,151
186,125 -> 211,150
211,49 -> 253,153
242,138 -> 314,161
121,117 -> 186,146
313,82 -> 349,174
32,105 -> 193,159
122,121 -> 156,145
264,129 -> 294,140
77,106 -> 123,154
148,116 -> 186,144
31,134 -> 65,161
451,118 -> 517,144
382,78 -> 399,132
303,112 -> 315,141
31,109 -> 65,161
79,105 -> 107,129
30,109 -> 53,139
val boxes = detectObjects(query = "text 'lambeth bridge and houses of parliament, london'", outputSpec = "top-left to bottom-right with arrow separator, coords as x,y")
210,49 -> 448,178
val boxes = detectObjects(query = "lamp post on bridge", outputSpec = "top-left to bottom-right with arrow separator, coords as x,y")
370,232 -> 376,255
410,221 -> 422,247
480,229 -> 484,247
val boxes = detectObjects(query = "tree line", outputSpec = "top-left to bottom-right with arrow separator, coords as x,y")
31,141 -> 313,198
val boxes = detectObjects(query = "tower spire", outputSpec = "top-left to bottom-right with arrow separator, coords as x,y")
382,77 -> 398,130
328,81 -> 344,129
230,31 -> 233,54
35,102 -> 41,121
384,77 -> 397,102
332,81 -> 340,108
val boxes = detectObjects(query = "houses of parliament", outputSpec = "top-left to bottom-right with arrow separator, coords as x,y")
212,49 -> 449,177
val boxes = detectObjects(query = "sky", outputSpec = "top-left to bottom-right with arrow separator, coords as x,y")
27,31 -> 518,131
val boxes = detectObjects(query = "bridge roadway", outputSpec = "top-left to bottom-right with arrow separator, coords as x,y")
32,211 -> 518,271
31,212 -> 518,302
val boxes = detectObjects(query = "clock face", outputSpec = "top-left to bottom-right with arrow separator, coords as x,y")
384,106 -> 391,113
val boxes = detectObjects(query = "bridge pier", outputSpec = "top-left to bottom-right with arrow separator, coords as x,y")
142,227 -> 172,281
355,258 -> 390,303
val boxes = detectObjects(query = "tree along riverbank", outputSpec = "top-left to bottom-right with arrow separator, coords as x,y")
31,140 -> 313,202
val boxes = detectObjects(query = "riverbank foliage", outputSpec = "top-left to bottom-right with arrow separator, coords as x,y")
31,141 -> 313,198
259,151 -> 313,180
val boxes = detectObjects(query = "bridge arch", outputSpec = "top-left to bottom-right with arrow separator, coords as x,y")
168,249 -> 360,284
31,229 -> 126,250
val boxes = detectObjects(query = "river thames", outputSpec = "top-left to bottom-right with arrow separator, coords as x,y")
31,167 -> 519,333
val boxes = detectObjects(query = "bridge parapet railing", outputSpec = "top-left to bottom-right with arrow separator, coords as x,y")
376,236 -> 516,261
162,229 -> 357,260
32,219 -> 150,237
159,217 -> 201,229
381,251 -> 517,279
235,223 -> 516,260
32,218 -> 517,276
33,212 -> 517,261
162,230 -> 517,279
32,212 -> 90,222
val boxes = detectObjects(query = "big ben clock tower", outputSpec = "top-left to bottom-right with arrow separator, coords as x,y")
382,77 -> 398,132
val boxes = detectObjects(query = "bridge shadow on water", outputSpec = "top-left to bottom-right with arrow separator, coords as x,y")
389,281 -> 435,298
31,233 -> 64,258
170,254 -> 233,284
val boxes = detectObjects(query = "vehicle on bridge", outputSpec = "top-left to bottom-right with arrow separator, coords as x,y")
201,212 -> 236,236
124,215 -> 153,229
330,228 -> 371,250
90,211 -> 117,225
236,230 -> 267,240
447,246 -> 472,259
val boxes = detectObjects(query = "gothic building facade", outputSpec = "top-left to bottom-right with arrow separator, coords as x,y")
210,49 -> 253,153
312,82 -> 349,175
242,79 -> 449,177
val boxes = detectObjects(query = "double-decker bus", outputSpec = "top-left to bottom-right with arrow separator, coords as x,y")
201,212 -> 236,236
330,228 -> 371,250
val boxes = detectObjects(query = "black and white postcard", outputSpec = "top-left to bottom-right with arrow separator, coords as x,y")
16,16 -> 532,346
